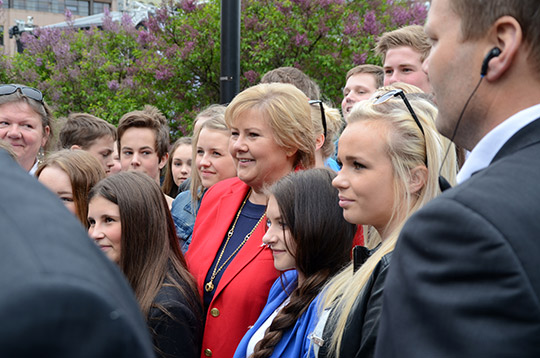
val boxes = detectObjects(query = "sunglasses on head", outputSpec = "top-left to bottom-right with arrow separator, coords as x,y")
0,84 -> 44,103
309,99 -> 327,138
373,89 -> 427,166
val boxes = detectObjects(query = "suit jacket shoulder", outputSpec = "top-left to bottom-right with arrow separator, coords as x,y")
376,119 -> 540,357
0,150 -> 154,357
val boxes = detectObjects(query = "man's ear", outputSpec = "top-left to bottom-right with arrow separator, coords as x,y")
158,152 -> 169,170
485,16 -> 522,82
70,144 -> 81,150
409,165 -> 428,195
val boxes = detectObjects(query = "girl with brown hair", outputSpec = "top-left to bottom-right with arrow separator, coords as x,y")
36,149 -> 106,227
87,171 -> 203,358
233,168 -> 356,358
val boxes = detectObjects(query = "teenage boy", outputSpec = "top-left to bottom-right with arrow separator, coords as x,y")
59,113 -> 117,175
375,25 -> 432,93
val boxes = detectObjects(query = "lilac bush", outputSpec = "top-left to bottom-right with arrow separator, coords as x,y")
0,0 -> 427,137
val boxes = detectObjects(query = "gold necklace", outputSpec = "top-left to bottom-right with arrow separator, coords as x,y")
204,190 -> 266,293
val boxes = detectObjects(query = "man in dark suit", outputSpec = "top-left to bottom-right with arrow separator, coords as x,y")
0,147 -> 154,357
375,0 -> 540,357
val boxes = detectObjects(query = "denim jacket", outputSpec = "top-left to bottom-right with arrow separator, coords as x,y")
171,190 -> 202,253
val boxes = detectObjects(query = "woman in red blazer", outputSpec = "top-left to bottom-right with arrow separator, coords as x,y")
185,83 -> 317,358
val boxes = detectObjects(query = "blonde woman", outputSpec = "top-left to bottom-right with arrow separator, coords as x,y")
310,86 -> 457,358
186,83 -> 316,358
171,114 -> 236,253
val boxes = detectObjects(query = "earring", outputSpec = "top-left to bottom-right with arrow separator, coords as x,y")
37,147 -> 45,165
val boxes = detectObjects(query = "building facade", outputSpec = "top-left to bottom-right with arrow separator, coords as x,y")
2,0 -> 118,55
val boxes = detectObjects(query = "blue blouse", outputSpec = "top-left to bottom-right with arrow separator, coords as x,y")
233,270 -> 321,358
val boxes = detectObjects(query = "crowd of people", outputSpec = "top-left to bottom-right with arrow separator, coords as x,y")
1,0 -> 540,357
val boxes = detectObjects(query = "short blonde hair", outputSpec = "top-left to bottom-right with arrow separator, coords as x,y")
225,83 -> 316,169
375,25 -> 431,63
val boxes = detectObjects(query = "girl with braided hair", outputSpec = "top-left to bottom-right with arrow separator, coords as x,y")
233,168 -> 356,358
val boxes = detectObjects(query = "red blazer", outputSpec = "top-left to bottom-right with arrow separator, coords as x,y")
185,177 -> 279,358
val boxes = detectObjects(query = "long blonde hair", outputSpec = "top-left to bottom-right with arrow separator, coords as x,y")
322,87 -> 457,356
190,115 -> 231,209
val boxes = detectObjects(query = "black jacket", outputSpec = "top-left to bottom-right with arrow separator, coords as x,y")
148,275 -> 203,358
0,149 -> 154,357
318,247 -> 392,358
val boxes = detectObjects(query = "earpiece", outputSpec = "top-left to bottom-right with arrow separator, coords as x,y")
481,47 -> 501,77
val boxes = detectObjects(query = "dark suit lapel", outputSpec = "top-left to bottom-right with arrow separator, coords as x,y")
492,117 -> 540,163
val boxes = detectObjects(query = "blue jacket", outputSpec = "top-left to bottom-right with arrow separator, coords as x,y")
233,270 -> 320,358
171,190 -> 201,253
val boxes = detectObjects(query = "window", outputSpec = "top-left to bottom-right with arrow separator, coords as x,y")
93,2 -> 110,15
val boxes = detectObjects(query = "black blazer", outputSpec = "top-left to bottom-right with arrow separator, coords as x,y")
319,252 -> 392,358
375,118 -> 540,357
0,150 -> 154,357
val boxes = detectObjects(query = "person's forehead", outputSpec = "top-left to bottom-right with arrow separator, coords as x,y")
347,73 -> 377,88
384,46 -> 423,66
425,0 -> 455,34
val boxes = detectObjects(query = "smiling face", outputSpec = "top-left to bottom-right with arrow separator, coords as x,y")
171,143 -> 192,186
196,128 -> 236,188
38,165 -> 76,216
383,46 -> 431,93
342,73 -> 379,118
229,109 -> 295,192
262,195 -> 297,274
333,120 -> 397,237
120,127 -> 167,183
88,195 -> 122,264
85,135 -> 115,175
0,101 -> 49,171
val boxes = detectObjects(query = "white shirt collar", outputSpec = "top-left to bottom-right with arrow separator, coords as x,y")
457,103 -> 540,184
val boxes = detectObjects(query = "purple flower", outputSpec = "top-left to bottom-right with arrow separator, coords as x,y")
244,70 -> 259,84
180,0 -> 198,12
276,3 -> 291,15
108,80 -> 119,91
362,10 -> 380,35
294,33 -> 309,47
409,3 -> 428,25
155,66 -> 173,80
181,41 -> 196,59
35,57 -> 43,67
320,0 -> 343,7
165,44 -> 180,58
353,53 -> 367,65
123,77 -> 134,89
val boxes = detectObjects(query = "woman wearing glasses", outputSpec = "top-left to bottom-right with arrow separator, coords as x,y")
0,84 -> 54,174
309,86 -> 458,358
185,83 -> 316,358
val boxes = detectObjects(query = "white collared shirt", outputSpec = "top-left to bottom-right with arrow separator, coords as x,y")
457,103 -> 540,184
